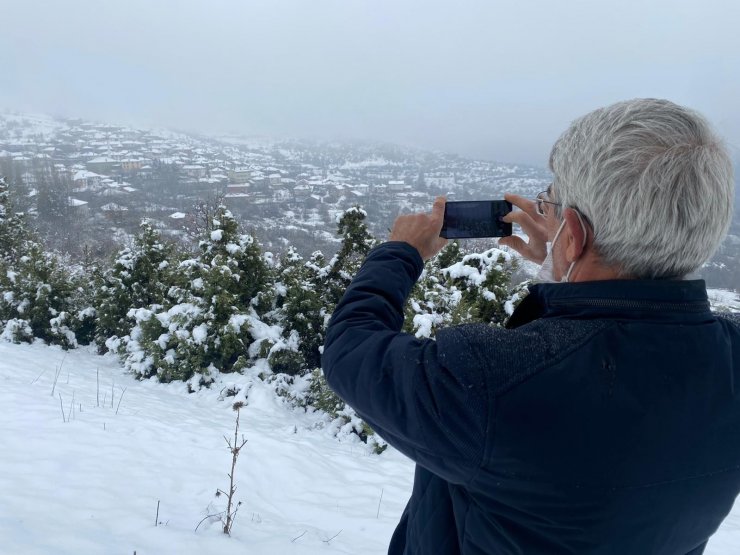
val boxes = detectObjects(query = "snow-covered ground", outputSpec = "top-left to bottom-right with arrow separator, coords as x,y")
0,342 -> 413,554
1,339 -> 739,554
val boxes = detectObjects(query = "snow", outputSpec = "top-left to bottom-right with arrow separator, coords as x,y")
335,206 -> 367,223
211,229 -> 224,242
192,323 -> 209,344
412,312 -> 443,339
1,336 -> 739,554
73,170 -> 103,181
78,307 -> 96,319
707,288 -> 740,311
0,342 -> 413,554
156,303 -> 202,330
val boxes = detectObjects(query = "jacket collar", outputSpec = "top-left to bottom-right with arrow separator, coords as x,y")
506,279 -> 711,329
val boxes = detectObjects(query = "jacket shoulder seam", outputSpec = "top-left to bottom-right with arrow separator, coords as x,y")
494,320 -> 617,397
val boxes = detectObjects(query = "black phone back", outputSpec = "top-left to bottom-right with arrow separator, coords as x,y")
440,200 -> 512,239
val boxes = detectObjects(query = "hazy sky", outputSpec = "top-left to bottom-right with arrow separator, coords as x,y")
1,0 -> 739,165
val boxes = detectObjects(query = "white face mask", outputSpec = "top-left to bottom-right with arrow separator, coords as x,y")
535,212 -> 587,284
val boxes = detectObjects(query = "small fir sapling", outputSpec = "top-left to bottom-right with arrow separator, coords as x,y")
216,401 -> 248,535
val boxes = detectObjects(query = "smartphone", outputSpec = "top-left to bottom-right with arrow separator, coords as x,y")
440,200 -> 512,239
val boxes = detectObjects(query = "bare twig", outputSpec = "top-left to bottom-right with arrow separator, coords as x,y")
376,488 -> 384,518
195,511 -> 224,533
31,368 -> 46,385
67,390 -> 75,421
59,393 -> 66,423
323,529 -> 343,544
222,402 -> 248,535
291,530 -> 307,543
116,387 -> 127,415
51,356 -> 65,397
155,500 -> 160,527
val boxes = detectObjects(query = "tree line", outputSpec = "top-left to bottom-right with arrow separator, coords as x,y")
0,177 -> 526,448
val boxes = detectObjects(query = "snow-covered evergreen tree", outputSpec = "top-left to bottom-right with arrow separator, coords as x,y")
0,177 -> 29,266
324,206 -> 376,308
0,177 -> 85,347
403,242 -> 528,338
94,221 -> 180,351
403,241 -> 462,337
442,246 -> 521,326
275,247 -> 327,371
295,207 -> 389,449
119,208 -> 275,383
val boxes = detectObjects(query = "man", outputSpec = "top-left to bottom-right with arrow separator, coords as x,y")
321,99 -> 740,554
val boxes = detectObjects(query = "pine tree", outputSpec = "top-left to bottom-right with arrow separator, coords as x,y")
195,207 -> 272,375
403,241 -> 463,337
119,208 -> 274,383
0,177 -> 81,347
276,247 -> 326,371
1,241 -> 77,346
0,177 -> 30,266
35,173 -> 69,225
441,246 -> 519,327
95,221 -> 180,352
302,206 -> 387,448
324,206 -> 376,308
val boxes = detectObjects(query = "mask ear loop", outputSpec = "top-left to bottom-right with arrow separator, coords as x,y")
563,210 -> 588,282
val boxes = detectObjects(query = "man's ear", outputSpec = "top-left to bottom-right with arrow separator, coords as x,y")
563,208 -> 587,263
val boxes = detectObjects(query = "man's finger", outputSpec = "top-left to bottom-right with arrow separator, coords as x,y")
505,193 -> 540,221
499,235 -> 532,259
504,210 -> 547,242
431,196 -> 446,223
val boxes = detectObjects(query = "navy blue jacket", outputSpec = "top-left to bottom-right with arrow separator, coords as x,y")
322,242 -> 740,554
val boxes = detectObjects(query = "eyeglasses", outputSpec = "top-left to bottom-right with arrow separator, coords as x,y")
535,190 -> 562,216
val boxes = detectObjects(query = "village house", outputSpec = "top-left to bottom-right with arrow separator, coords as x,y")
68,197 -> 89,218
293,183 -> 312,201
226,182 -> 250,195
268,173 -> 282,187
182,164 -> 207,179
388,180 -> 406,192
120,158 -> 144,172
87,156 -> 118,174
228,167 -> 252,184
72,170 -> 104,191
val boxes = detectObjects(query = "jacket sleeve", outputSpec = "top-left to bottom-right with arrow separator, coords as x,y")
322,241 -> 489,485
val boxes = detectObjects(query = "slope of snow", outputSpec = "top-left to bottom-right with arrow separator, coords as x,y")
0,342 -> 412,554
0,340 -> 739,554
707,288 -> 740,311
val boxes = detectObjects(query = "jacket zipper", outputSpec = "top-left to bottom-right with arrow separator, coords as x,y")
548,298 -> 710,312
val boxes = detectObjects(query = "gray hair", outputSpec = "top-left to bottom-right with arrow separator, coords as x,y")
549,98 -> 735,279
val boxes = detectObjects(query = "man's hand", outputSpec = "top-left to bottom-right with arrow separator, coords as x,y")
498,193 -> 548,264
389,196 -> 448,261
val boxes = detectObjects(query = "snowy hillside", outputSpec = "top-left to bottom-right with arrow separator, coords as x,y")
0,342 -> 414,554
2,339 -> 740,554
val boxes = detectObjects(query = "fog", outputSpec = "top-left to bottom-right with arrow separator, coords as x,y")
1,0 -> 739,165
